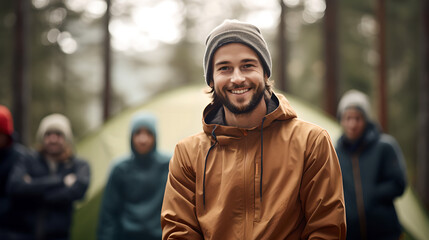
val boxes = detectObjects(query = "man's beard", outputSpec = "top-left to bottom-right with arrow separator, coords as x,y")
44,143 -> 65,157
216,82 -> 265,115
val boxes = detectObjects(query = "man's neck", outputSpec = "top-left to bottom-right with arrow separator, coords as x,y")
223,99 -> 267,128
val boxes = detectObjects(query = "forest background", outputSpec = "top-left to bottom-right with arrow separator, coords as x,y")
0,0 -> 428,217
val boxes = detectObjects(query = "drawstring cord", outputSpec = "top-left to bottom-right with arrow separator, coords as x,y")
260,117 -> 266,201
203,126 -> 218,208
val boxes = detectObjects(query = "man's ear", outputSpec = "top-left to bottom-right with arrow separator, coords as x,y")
209,81 -> 214,88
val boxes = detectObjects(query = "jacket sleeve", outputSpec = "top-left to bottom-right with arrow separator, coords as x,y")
43,159 -> 91,204
7,155 -> 63,199
161,144 -> 204,240
300,130 -> 347,240
374,135 -> 407,202
97,165 -> 123,240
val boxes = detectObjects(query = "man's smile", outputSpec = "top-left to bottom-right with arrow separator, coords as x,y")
230,88 -> 250,94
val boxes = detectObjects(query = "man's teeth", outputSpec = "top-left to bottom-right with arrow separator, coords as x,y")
231,89 -> 249,94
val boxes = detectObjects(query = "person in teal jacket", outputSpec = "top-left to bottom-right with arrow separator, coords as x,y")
335,89 -> 407,240
97,112 -> 171,240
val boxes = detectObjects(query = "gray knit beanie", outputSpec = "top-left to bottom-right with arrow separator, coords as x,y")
203,19 -> 272,86
36,113 -> 74,145
337,89 -> 372,121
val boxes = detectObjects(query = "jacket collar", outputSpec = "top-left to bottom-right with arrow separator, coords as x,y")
202,92 -> 297,144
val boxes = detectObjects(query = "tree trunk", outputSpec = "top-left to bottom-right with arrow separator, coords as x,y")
277,0 -> 287,92
103,0 -> 112,122
376,0 -> 388,132
324,0 -> 338,117
12,0 -> 29,145
417,0 -> 429,211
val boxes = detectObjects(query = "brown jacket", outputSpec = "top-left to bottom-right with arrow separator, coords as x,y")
161,93 -> 346,239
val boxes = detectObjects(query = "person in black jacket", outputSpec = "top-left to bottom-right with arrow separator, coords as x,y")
335,90 -> 407,240
6,113 -> 90,240
0,105 -> 29,237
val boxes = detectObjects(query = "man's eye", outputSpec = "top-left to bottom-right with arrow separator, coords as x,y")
243,64 -> 254,68
219,66 -> 229,71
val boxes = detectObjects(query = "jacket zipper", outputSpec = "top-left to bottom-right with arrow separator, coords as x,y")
244,133 -> 249,239
352,152 -> 367,240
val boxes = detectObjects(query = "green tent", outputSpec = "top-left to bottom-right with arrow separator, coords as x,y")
71,85 -> 428,240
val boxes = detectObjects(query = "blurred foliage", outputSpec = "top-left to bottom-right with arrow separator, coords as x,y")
385,0 -> 420,186
1,1 -> 91,145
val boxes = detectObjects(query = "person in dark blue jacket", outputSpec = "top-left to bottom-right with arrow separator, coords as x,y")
6,113 -> 90,240
335,89 -> 407,240
0,105 -> 29,237
97,112 -> 171,240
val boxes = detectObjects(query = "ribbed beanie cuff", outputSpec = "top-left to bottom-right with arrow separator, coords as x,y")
203,19 -> 272,85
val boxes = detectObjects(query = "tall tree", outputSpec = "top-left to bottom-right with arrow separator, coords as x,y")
12,0 -> 30,145
103,0 -> 112,122
417,0 -> 429,210
324,0 -> 338,116
376,0 -> 388,132
277,0 -> 288,92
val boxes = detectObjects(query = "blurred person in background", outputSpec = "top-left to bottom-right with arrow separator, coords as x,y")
161,19 -> 346,239
5,113 -> 91,240
0,105 -> 29,237
336,89 -> 407,240
97,112 -> 170,240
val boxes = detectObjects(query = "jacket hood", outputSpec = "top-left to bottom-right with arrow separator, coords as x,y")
202,92 -> 297,144
130,112 -> 158,159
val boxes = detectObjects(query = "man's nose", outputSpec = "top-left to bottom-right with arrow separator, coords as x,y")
231,68 -> 245,83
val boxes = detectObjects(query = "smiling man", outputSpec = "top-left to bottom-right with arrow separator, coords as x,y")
161,19 -> 346,239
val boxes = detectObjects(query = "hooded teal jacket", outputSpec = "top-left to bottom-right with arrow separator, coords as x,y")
97,112 -> 171,240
